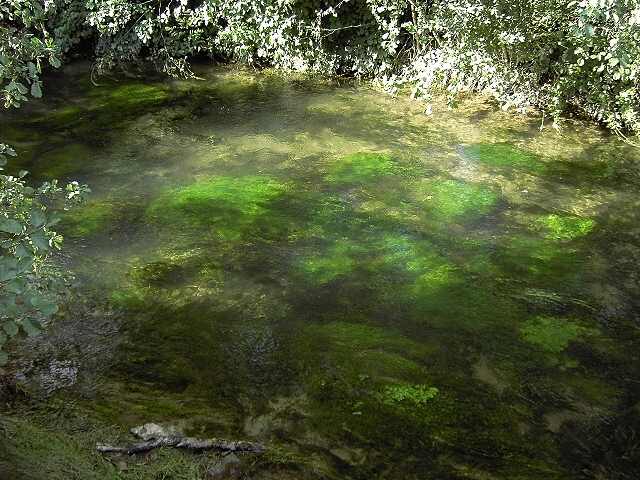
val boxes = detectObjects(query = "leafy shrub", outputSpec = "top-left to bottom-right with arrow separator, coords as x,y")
4,1 -> 640,135
0,157 -> 88,364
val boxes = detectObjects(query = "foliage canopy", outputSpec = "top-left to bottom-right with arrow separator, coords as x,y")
2,0 -> 639,134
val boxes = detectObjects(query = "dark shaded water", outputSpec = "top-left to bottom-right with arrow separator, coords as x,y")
2,65 -> 640,479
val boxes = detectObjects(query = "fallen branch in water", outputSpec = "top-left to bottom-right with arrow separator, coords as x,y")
97,435 -> 265,455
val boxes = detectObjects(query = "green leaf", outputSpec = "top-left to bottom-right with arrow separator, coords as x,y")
0,351 -> 7,366
30,209 -> 46,228
29,295 -> 58,316
39,302 -> 58,317
31,81 -> 43,98
27,62 -> 38,77
21,318 -> 41,337
0,258 -> 18,282
31,232 -> 50,252
14,244 -> 32,258
0,219 -> 23,234
5,278 -> 26,294
2,321 -> 19,338
16,256 -> 34,274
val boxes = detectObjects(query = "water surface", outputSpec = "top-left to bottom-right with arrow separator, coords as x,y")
2,65 -> 640,479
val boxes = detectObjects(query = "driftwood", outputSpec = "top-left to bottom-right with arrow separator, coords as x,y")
97,435 -> 265,455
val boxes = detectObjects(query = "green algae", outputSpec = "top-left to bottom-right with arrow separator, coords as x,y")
307,321 -> 432,383
355,350 -> 428,381
497,233 -> 579,281
0,417 -> 118,480
325,152 -> 396,184
520,316 -> 597,353
61,201 -> 115,238
379,384 -> 439,406
312,321 -> 426,357
39,104 -> 86,128
375,234 -> 461,296
416,178 -> 499,221
36,143 -> 91,179
299,240 -> 360,284
535,214 -> 595,241
0,413 -> 225,480
90,83 -> 170,111
465,143 -> 545,173
147,175 -> 291,241
411,264 -> 458,296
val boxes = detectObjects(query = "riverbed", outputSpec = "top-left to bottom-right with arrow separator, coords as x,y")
2,64 -> 639,479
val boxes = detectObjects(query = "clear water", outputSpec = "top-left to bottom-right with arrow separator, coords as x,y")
2,65 -> 640,479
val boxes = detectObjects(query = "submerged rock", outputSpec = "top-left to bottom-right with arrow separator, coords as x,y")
130,422 -> 182,440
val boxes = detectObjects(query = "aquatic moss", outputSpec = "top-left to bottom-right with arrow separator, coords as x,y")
535,214 -> 595,241
91,83 -> 170,111
0,414 -> 218,480
412,264 -> 458,296
380,384 -> 439,406
355,350 -> 427,381
378,234 -> 418,265
40,104 -> 85,128
520,316 -> 595,353
418,179 -> 499,221
311,321 -> 429,360
0,417 -> 118,480
61,201 -> 115,238
377,235 -> 460,295
299,240 -> 360,284
497,234 -> 578,280
465,143 -> 544,173
36,143 -> 91,179
147,175 -> 290,240
325,152 -> 395,184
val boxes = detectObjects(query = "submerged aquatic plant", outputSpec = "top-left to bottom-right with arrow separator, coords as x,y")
380,384 -> 439,406
61,200 -> 115,238
520,316 -> 596,353
535,214 -> 595,241
299,239 -> 360,284
465,143 -> 544,173
147,175 -> 291,240
418,179 -> 499,221
325,152 -> 396,185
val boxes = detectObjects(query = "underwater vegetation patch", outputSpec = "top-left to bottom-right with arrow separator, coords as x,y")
91,83 -> 170,111
380,384 -> 439,406
376,234 -> 462,296
534,214 -> 595,241
146,175 -> 291,240
325,152 -> 396,184
464,143 -> 544,173
520,316 -> 597,353
307,321 -> 432,383
36,143 -> 92,179
416,179 -> 499,221
313,321 -> 423,354
299,239 -> 361,284
61,200 -> 116,238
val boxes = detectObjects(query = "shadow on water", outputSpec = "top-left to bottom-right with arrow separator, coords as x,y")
1,64 -> 640,479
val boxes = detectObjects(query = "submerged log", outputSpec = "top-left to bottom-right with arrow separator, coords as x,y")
97,426 -> 265,455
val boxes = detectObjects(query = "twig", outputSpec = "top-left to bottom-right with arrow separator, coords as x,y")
97,436 -> 265,455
